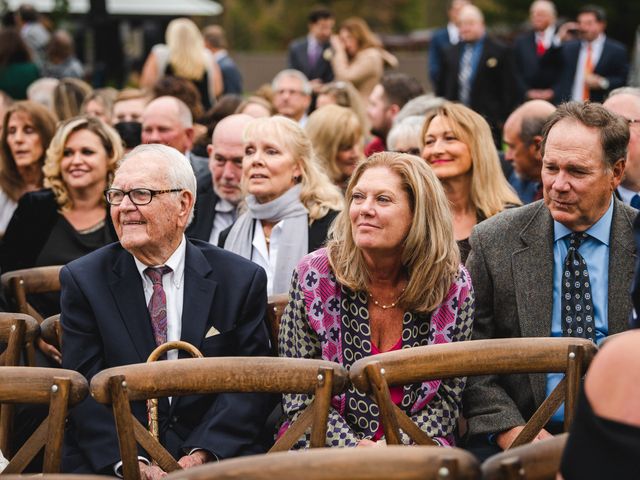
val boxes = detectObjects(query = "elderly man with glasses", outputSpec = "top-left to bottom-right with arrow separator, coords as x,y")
60,144 -> 273,478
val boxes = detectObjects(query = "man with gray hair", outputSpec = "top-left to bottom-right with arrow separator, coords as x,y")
271,69 -> 312,126
61,144 -> 272,476
604,87 -> 640,208
503,99 -> 557,203
464,101 -> 635,459
142,96 -> 210,186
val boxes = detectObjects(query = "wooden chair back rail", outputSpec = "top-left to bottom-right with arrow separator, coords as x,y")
482,433 -> 568,480
0,367 -> 89,474
0,314 -> 40,368
90,357 -> 348,403
349,338 -> 595,449
266,293 -> 288,354
40,314 -> 62,351
0,265 -> 63,298
1,476 -> 113,479
90,358 -> 349,480
162,446 -> 481,480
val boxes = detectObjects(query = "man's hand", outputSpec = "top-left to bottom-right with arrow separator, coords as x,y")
585,73 -> 608,90
139,461 -> 166,480
178,450 -> 213,469
526,89 -> 554,101
496,426 -> 553,450
37,337 -> 61,365
356,439 -> 378,447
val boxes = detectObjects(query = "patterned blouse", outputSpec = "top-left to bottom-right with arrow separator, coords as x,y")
278,248 -> 475,447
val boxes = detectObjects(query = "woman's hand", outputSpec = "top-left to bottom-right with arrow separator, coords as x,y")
37,337 -> 61,365
330,34 -> 344,52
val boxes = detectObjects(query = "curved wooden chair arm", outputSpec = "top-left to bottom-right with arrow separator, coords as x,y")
1,266 -> 63,322
0,367 -> 88,405
90,357 -> 348,403
164,445 -> 481,480
349,338 -> 596,392
482,433 -> 568,480
267,293 -> 289,353
40,314 -> 62,351
1,476 -> 115,479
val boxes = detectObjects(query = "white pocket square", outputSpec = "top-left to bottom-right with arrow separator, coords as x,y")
205,326 -> 220,338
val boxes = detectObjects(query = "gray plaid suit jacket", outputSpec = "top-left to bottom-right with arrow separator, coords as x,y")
463,198 -> 636,437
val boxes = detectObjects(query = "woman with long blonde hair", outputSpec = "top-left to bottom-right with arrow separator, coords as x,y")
220,115 -> 343,295
421,101 -> 521,261
140,18 -> 223,109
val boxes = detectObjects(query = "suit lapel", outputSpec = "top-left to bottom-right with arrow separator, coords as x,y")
108,248 -> 157,363
179,241 -> 217,352
512,203 -> 554,407
607,200 -> 636,334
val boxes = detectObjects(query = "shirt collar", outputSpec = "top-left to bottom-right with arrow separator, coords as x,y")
134,235 -> 187,289
215,198 -> 236,214
616,184 -> 638,205
583,33 -> 605,49
553,196 -> 614,246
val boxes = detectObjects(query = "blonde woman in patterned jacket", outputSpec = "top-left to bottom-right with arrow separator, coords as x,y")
278,152 -> 474,448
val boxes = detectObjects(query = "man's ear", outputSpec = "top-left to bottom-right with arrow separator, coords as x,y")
531,135 -> 544,160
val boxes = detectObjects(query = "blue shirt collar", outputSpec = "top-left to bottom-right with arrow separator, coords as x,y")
553,196 -> 614,246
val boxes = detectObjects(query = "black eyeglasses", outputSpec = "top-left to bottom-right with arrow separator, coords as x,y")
104,188 -> 182,206
627,119 -> 640,127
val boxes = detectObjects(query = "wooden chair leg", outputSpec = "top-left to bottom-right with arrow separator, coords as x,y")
43,377 -> 70,473
110,375 -> 142,480
309,367 -> 333,448
564,344 -> 585,432
365,362 -> 401,445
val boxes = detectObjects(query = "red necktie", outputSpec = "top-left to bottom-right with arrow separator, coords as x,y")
583,44 -> 593,101
536,37 -> 546,56
145,266 -> 172,347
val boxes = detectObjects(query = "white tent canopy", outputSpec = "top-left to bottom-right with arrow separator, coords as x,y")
5,0 -> 223,15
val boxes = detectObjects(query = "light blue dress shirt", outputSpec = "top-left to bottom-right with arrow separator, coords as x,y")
547,197 -> 614,423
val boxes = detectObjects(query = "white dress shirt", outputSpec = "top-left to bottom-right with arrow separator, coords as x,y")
251,220 -> 283,296
447,22 -> 460,45
133,235 -> 186,361
571,34 -> 606,101
209,198 -> 236,246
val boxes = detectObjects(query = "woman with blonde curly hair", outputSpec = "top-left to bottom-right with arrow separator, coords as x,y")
220,115 -> 343,295
422,101 -> 521,262
140,17 -> 223,109
0,116 -> 123,320
305,104 -> 364,189
278,152 -> 474,448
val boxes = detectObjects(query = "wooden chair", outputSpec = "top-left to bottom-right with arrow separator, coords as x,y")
266,294 -> 288,354
482,433 -> 568,480
349,338 -> 596,449
89,356 -> 349,480
0,366 -> 88,474
40,315 -> 62,352
1,266 -> 63,323
1,476 -> 114,479
163,445 -> 481,480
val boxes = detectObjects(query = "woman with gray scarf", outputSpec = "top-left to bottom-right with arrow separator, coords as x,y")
220,116 -> 343,295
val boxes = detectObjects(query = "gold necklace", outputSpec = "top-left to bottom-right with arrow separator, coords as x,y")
368,287 -> 406,310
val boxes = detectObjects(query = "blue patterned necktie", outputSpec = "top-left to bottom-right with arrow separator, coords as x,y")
145,266 -> 172,347
630,193 -> 640,209
458,43 -> 474,106
561,233 -> 596,342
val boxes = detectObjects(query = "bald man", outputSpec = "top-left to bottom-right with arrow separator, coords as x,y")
437,4 -> 518,146
513,1 -> 564,103
142,96 -> 210,185
186,114 -> 253,244
503,100 -> 557,203
604,87 -> 640,208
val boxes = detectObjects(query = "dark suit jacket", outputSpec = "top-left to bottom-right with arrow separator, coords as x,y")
217,52 -> 243,95
554,37 -> 629,103
218,210 -> 339,252
60,240 -> 273,473
463,199 -> 636,437
513,30 -> 564,102
428,27 -> 452,88
186,185 -> 222,242
631,211 -> 640,328
287,37 -> 334,83
438,36 -> 518,145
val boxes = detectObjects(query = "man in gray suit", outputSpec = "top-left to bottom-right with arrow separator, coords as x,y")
464,101 -> 636,457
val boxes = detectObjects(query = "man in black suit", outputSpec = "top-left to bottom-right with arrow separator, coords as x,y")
554,5 -> 629,103
438,4 -> 518,145
187,114 -> 252,244
61,144 -> 272,476
287,6 -> 335,93
513,1 -> 564,103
